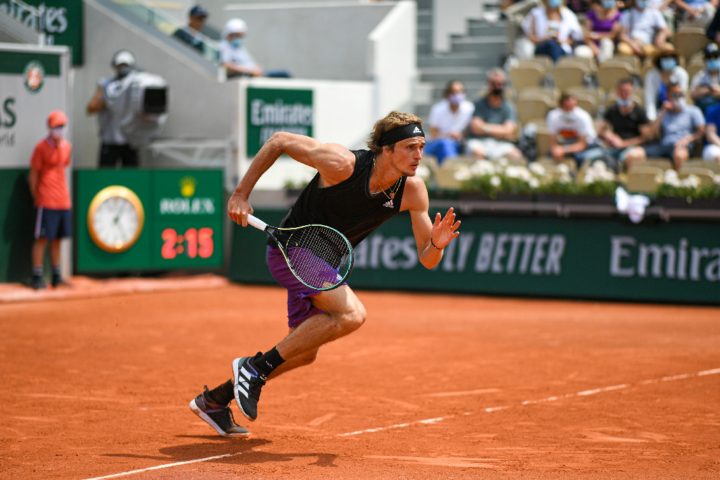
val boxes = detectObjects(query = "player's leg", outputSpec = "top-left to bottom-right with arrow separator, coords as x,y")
31,207 -> 48,290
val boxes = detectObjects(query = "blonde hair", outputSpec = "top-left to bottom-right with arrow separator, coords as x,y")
366,111 -> 423,154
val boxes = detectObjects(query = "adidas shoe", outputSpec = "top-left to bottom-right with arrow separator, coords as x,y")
232,354 -> 266,422
189,386 -> 249,437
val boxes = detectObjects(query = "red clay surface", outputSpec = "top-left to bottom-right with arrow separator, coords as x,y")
1,283 -> 719,479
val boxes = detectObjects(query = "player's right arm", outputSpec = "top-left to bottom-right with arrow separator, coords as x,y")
228,132 -> 355,226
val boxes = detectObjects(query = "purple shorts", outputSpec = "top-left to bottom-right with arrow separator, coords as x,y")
267,247 -> 347,329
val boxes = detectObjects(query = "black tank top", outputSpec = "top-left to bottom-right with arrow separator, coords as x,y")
274,149 -> 407,248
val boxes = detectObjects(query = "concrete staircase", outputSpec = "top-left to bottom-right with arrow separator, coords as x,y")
415,0 -> 507,121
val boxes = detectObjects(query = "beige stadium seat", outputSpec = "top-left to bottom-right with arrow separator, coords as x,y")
626,166 -> 663,193
674,27 -> 711,62
517,93 -> 556,125
567,86 -> 605,105
506,156 -> 528,166
536,126 -> 553,157
538,156 -> 577,173
684,159 -> 720,173
552,63 -> 590,91
597,63 -> 635,93
679,167 -> 716,186
637,158 -> 674,171
575,93 -> 599,117
521,86 -> 560,102
519,56 -> 553,73
420,154 -> 440,174
434,168 -> 464,190
510,65 -> 546,94
607,55 -> 641,71
558,56 -> 597,72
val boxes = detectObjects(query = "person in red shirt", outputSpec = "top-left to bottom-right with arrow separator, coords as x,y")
29,110 -> 72,290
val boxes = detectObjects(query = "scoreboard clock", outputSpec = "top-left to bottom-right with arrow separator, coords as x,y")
87,186 -> 145,253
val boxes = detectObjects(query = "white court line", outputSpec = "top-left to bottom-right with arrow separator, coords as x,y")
336,416 -> 452,437
82,450 -> 252,480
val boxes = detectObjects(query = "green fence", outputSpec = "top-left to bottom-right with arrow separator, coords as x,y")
75,169 -> 224,272
229,209 -> 720,305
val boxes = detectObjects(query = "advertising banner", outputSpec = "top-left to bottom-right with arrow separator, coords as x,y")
74,169 -> 224,271
0,44 -> 68,168
246,87 -> 313,157
229,209 -> 720,305
0,0 -> 84,65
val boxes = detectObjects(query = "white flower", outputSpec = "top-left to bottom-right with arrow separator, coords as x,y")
529,163 -> 546,176
663,169 -> 680,187
471,159 -> 495,176
505,165 -> 522,179
558,173 -> 571,184
416,165 -> 431,180
529,177 -> 540,188
498,157 -> 509,167
591,160 -> 607,171
490,175 -> 501,187
584,170 -> 596,184
680,174 -> 700,189
557,163 -> 570,174
453,169 -> 472,181
714,175 -> 720,185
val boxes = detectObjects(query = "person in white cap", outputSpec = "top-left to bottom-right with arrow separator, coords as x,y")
86,50 -> 140,167
219,18 -> 290,78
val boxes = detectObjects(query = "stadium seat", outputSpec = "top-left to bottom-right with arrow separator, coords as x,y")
597,63 -> 635,93
535,126 -> 552,157
626,166 -> 663,193
684,159 -> 720,173
552,63 -> 590,91
446,156 -> 476,166
517,93 -> 556,125
607,55 -> 640,71
506,156 -> 528,166
636,158 -> 674,171
538,156 -> 577,173
567,86 -> 605,105
674,27 -> 711,62
558,56 -> 596,72
521,86 -> 560,102
510,64 -> 546,93
434,167 -> 465,190
575,93 -> 599,117
679,167 -> 716,186
519,56 -> 553,73
687,55 -> 705,81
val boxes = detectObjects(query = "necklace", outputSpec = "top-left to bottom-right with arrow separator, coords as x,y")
373,157 -> 402,200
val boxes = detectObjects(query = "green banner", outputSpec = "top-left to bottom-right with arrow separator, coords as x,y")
0,0 -> 84,65
75,169 -> 224,271
246,87 -> 313,157
229,209 -> 720,305
0,51 -> 60,76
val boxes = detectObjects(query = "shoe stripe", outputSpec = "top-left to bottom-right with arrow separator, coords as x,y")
236,384 -> 249,398
240,365 -> 254,381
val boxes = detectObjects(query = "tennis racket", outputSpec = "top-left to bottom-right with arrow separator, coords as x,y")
247,214 -> 353,291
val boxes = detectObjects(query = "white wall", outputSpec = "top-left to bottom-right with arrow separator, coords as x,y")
368,1 -> 416,118
434,0 -> 482,52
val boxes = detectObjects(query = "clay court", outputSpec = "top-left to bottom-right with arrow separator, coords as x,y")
1,281 -> 719,479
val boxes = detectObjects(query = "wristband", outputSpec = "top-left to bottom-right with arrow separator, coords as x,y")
430,237 -> 442,250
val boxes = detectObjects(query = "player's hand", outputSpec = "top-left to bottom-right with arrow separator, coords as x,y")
228,192 -> 253,227
430,207 -> 461,249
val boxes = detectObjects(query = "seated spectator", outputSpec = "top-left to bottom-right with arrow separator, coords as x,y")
690,43 -> 720,114
599,78 -> 652,170
424,80 -> 475,164
707,6 -> 720,43
466,69 -> 522,161
617,0 -> 671,60
674,0 -> 717,23
567,0 -> 594,13
547,92 -> 603,165
701,102 -> 720,162
649,0 -> 676,34
173,5 -> 208,55
220,19 -> 291,79
580,0 -> 622,62
521,0 -> 584,63
644,44 -> 689,120
633,83 -> 705,169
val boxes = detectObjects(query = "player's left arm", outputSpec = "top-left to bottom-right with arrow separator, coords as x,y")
401,176 -> 460,269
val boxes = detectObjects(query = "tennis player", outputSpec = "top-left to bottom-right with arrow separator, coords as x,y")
190,111 -> 461,437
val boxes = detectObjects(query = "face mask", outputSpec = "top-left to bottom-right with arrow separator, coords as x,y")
660,58 -> 677,71
49,126 -> 66,140
116,65 -> 132,79
671,97 -> 685,109
231,38 -> 244,48
548,0 -> 562,8
602,0 -> 616,8
616,97 -> 633,108
490,87 -> 504,97
707,58 -> 720,71
448,93 -> 466,105
635,0 -> 647,8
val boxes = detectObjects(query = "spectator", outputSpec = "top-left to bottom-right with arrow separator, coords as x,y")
547,92 -> 603,165
28,111 -> 72,290
617,0 -> 671,60
690,43 -> 720,114
172,5 -> 209,55
707,5 -> 720,42
702,102 -> 720,162
424,80 -> 475,164
567,0 -> 594,13
599,78 -> 652,170
466,69 -> 522,161
639,83 -> 705,169
581,0 -> 621,62
674,0 -> 717,23
220,18 -> 291,79
86,50 -> 140,168
521,0 -> 584,63
644,44 -> 689,120
649,0 -> 676,35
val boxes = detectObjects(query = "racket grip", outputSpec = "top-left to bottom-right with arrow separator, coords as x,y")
247,214 -> 268,231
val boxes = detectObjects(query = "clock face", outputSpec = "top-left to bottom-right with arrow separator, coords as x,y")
87,186 -> 145,253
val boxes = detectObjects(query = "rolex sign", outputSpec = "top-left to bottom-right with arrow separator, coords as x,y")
246,87 -> 313,157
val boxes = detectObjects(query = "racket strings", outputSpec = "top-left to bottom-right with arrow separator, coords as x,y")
285,226 -> 352,290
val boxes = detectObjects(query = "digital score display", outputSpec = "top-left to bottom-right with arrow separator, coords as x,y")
161,227 -> 214,259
